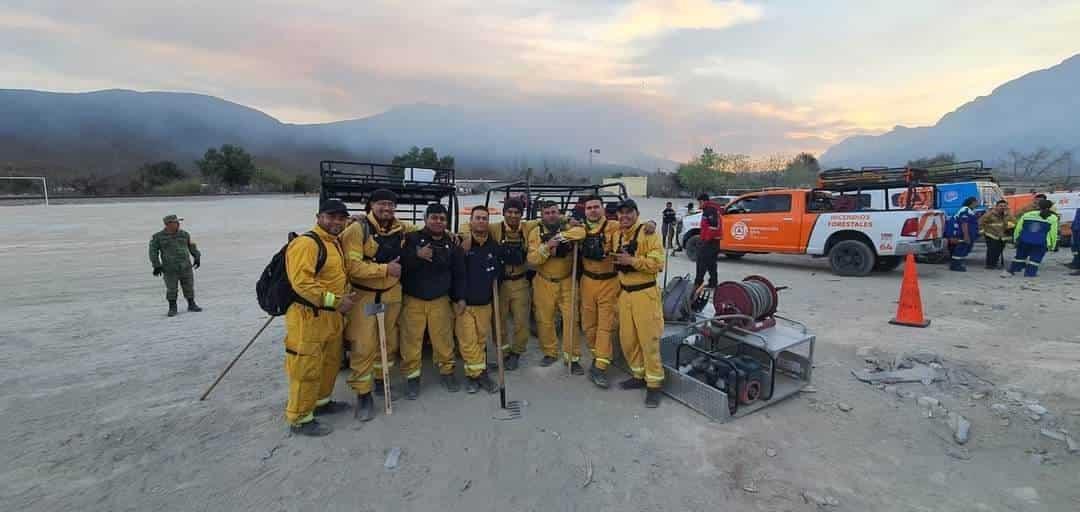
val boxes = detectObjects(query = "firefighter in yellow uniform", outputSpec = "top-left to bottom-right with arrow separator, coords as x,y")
453,205 -> 502,393
399,203 -> 465,399
459,197 -> 540,370
341,188 -> 414,421
527,201 -> 586,371
283,199 -> 357,436
577,195 -> 621,388
611,199 -> 666,408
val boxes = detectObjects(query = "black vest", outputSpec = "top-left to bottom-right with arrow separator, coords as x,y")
581,220 -> 609,261
614,225 -> 644,273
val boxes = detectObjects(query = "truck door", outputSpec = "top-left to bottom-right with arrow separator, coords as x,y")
722,192 -> 798,252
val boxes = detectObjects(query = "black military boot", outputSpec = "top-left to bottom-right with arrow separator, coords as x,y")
589,364 -> 609,389
315,400 -> 350,415
167,300 -> 178,317
441,373 -> 460,393
464,376 -> 479,394
290,419 -> 333,437
619,377 -> 646,390
405,377 -> 420,400
476,371 -> 498,394
504,353 -> 520,371
539,355 -> 559,367
354,393 -> 375,422
645,388 -> 662,408
570,361 -> 585,375
187,299 -> 202,312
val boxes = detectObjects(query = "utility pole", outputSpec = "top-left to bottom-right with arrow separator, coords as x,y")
588,148 -> 600,169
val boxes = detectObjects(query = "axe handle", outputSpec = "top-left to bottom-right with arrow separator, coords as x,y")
375,311 -> 392,415
566,243 -> 579,376
491,280 -> 507,408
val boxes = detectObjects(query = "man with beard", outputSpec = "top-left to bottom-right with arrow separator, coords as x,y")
611,199 -> 666,408
527,201 -> 586,370
341,188 -> 409,421
400,203 -> 465,399
282,199 -> 357,436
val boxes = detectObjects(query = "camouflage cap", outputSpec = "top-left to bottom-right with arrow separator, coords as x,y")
163,214 -> 183,223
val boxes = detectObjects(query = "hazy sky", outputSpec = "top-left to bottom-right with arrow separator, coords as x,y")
1,0 -> 1077,161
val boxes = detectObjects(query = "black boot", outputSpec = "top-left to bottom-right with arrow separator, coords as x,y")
315,400 -> 350,415
504,353 -> 520,371
464,376 -> 479,394
441,373 -> 460,393
619,377 -> 646,390
374,380 -> 399,402
570,361 -> 585,375
645,388 -> 662,408
354,393 -> 375,422
476,372 -> 498,394
187,299 -> 202,312
405,377 -> 420,400
539,355 -> 559,367
290,419 -> 333,437
167,300 -> 178,317
589,365 -> 609,389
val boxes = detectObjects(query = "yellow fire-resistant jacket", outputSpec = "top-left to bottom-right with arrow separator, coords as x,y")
527,222 -> 586,280
615,221 -> 665,288
978,211 -> 1015,241
581,218 -> 619,277
286,225 -> 347,309
341,213 -> 418,293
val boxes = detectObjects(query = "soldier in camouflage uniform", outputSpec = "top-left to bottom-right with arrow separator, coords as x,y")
149,214 -> 203,317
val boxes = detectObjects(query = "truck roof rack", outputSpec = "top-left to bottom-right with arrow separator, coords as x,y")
854,160 -> 994,184
485,182 -> 630,220
319,160 -> 459,228
818,166 -> 930,191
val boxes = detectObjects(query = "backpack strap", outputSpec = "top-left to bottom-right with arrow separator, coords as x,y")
303,232 -> 327,275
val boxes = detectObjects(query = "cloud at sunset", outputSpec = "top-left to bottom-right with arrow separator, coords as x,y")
0,0 -> 1077,163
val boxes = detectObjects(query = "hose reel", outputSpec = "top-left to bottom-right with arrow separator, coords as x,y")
712,275 -> 781,331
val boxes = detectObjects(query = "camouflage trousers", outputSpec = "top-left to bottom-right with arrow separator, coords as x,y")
163,267 -> 195,301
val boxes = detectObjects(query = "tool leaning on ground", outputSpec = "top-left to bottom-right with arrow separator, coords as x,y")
200,316 -> 275,401
566,242 -> 580,376
491,280 -> 522,420
364,301 -> 394,416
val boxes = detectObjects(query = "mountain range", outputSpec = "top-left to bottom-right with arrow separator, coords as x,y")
821,54 -> 1080,168
0,89 -> 674,179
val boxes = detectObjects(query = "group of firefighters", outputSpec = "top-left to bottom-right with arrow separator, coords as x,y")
949,193 -> 1080,277
148,188 -> 1079,437
274,190 -> 665,437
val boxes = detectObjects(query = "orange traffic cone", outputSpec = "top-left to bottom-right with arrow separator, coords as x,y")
889,253 -> 930,328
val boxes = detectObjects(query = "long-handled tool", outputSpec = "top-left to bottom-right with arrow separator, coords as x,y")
200,316 -> 275,401
364,302 -> 393,415
565,242 -> 580,376
662,244 -> 672,292
491,280 -> 522,420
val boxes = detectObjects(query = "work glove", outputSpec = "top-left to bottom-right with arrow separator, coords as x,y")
193,258 -> 201,269
153,266 -> 163,276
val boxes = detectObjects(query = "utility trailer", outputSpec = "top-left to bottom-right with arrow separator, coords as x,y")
483,182 -> 629,221
319,160 -> 460,229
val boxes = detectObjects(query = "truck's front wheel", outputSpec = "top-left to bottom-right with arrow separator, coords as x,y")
830,240 -> 875,276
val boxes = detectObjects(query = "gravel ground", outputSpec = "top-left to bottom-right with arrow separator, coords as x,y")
2,194 -> 1078,511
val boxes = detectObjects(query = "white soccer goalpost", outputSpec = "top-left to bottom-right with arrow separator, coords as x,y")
0,176 -> 49,205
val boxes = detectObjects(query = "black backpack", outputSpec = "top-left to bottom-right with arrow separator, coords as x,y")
256,232 -> 327,316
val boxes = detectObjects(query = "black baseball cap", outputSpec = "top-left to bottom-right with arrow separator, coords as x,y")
616,199 -> 639,212
369,189 -> 398,204
319,199 -> 349,215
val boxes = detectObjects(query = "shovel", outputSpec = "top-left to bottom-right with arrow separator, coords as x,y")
491,280 -> 522,420
364,301 -> 393,415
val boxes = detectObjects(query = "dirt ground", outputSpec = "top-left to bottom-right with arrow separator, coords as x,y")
2,195 -> 1078,511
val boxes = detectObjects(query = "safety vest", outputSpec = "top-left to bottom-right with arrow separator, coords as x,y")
1014,210 -> 1059,250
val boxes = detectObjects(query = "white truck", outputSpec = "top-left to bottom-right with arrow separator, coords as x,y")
676,188 -> 947,276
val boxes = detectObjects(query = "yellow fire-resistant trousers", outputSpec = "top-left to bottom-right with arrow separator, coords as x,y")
454,304 -> 492,378
580,275 -> 619,370
499,277 -> 531,355
344,287 -> 402,395
532,274 -> 579,361
284,304 -> 344,425
617,286 -> 664,389
400,296 -> 456,378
